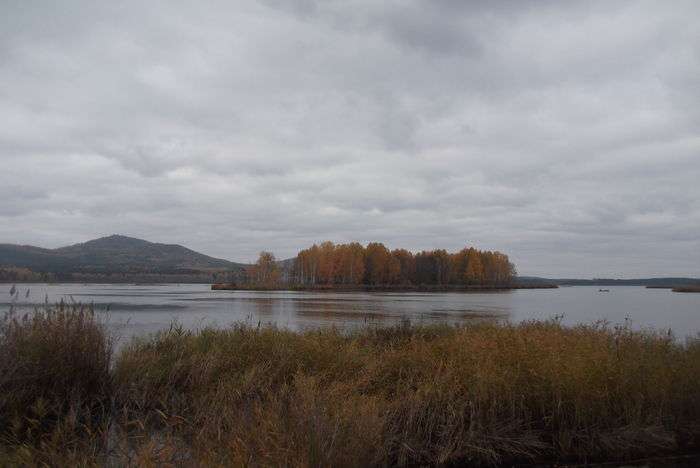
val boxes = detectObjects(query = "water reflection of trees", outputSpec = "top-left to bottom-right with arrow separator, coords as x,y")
244,295 -> 511,330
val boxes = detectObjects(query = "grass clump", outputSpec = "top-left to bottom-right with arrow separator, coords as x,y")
0,301 -> 112,465
1,300 -> 700,466
113,320 -> 700,466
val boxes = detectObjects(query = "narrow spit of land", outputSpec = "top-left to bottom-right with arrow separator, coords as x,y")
672,286 -> 700,293
1,303 -> 699,467
211,282 -> 558,291
646,285 -> 700,293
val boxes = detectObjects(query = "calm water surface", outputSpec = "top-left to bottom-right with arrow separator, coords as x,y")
1,283 -> 698,344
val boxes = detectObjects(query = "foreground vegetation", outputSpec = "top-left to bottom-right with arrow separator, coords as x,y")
1,304 -> 700,466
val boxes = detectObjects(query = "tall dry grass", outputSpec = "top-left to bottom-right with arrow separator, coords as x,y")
0,301 -> 112,465
1,300 -> 699,466
113,320 -> 700,466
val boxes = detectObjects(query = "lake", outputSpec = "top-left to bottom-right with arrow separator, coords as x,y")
1,283 -> 698,344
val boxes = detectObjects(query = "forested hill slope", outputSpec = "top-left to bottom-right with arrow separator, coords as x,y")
0,235 -> 246,275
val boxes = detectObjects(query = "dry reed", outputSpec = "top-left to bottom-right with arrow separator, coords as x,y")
1,302 -> 699,466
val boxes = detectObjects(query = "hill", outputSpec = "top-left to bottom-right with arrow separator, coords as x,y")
0,235 -> 247,282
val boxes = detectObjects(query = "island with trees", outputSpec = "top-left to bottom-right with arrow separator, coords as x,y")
212,241 -> 544,291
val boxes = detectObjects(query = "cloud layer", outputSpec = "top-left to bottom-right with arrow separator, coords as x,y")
1,0 -> 699,276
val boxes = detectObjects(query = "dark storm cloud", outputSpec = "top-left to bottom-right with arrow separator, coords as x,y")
1,0 -> 699,276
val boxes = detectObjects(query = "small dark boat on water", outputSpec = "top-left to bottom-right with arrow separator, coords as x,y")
598,289 -> 610,292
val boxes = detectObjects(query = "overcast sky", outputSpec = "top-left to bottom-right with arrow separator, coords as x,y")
1,1 -> 699,277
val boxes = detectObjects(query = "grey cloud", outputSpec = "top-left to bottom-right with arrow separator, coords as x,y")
0,0 -> 699,275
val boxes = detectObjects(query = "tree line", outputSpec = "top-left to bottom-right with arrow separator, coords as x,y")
245,241 -> 515,288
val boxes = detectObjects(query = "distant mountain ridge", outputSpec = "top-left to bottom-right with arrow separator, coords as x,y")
0,234 -> 247,275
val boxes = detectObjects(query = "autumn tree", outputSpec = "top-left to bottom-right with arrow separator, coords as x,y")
334,242 -> 365,284
433,249 -> 451,285
391,249 -> 415,285
464,248 -> 484,285
365,242 -> 400,285
450,248 -> 470,284
250,251 -> 280,286
317,241 -> 336,284
290,242 -> 515,287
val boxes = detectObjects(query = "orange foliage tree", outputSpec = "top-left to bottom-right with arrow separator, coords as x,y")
290,242 -> 515,287
247,251 -> 280,287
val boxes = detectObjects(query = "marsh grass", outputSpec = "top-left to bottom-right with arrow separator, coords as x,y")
1,301 -> 699,466
0,301 -> 112,465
